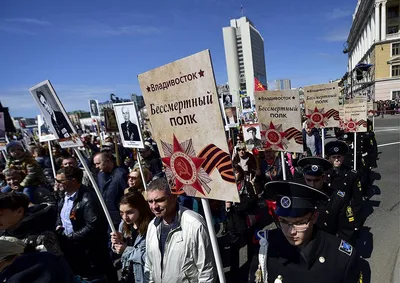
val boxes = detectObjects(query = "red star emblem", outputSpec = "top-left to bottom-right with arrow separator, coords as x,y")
344,118 -> 357,132
305,107 -> 328,128
260,122 -> 287,150
162,135 -> 206,195
198,69 -> 205,77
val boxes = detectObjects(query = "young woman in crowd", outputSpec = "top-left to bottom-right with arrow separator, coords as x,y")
110,192 -> 153,283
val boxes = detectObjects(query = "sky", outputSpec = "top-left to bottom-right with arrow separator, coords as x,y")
0,0 -> 356,118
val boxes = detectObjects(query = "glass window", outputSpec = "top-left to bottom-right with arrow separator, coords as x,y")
392,65 -> 400,77
388,25 -> 399,35
392,43 -> 400,56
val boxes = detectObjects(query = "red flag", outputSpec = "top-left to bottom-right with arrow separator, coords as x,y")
254,77 -> 266,91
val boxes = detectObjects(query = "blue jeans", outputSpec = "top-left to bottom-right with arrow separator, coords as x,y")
1,185 -> 36,203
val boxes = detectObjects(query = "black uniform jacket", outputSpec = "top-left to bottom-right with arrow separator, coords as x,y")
327,167 -> 364,230
316,183 -> 355,243
248,228 -> 360,283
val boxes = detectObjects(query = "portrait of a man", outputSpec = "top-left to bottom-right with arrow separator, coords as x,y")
36,90 -> 72,139
242,96 -> 251,109
245,126 -> 262,149
89,100 -> 99,117
120,106 -> 140,141
225,107 -> 237,125
223,94 -> 233,107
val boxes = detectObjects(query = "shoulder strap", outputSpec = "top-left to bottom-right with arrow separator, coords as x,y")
256,229 -> 269,283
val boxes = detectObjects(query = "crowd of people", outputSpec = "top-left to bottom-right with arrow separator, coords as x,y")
0,116 -> 379,282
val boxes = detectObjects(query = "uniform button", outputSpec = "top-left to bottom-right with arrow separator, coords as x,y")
328,183 -> 331,187
319,256 -> 325,263
344,183 -> 347,185
324,222 -> 328,226
345,174 -> 348,177
327,174 -> 330,177
326,210 -> 329,214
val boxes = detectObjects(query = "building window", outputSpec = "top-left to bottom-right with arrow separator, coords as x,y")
392,64 -> 400,77
388,5 -> 399,19
393,90 -> 400,100
392,43 -> 400,56
388,25 -> 399,35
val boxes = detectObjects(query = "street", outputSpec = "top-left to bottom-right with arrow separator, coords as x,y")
358,115 -> 400,283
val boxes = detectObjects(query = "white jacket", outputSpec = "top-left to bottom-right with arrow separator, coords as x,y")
144,206 -> 216,283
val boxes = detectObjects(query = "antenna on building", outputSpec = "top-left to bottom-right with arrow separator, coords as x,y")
240,4 -> 243,17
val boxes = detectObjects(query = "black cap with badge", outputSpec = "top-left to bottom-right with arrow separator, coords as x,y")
266,181 -> 329,217
297,157 -> 332,176
325,140 -> 349,156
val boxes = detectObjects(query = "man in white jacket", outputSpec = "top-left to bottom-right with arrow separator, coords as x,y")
144,177 -> 215,283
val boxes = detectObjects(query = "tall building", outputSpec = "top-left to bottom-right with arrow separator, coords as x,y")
346,0 -> 399,101
223,17 -> 267,105
275,79 -> 292,90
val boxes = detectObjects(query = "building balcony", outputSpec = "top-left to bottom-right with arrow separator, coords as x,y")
387,31 -> 400,40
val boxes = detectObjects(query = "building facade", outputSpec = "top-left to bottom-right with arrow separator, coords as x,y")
346,0 -> 400,101
223,17 -> 267,106
275,79 -> 292,90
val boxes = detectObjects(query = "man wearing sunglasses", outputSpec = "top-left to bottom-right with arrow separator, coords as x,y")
325,140 -> 364,234
55,166 -> 117,282
297,157 -> 356,244
248,181 -> 360,283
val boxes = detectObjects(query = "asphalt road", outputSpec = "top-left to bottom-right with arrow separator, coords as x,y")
358,115 -> 400,283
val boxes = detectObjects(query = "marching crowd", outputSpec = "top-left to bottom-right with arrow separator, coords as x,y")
0,117 -> 379,283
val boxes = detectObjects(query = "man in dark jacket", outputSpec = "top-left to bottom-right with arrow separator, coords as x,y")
249,181 -> 361,283
297,157 -> 356,244
93,152 -> 127,228
302,123 -> 322,156
55,166 -> 117,282
0,192 -> 61,255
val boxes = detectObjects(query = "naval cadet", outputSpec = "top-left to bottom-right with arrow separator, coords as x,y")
248,181 -> 360,283
297,157 -> 355,243
337,132 -> 371,196
325,140 -> 364,233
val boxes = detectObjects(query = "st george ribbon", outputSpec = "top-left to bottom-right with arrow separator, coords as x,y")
138,50 -> 239,202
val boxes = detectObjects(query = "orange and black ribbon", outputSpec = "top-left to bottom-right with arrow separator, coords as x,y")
198,144 -> 235,183
326,109 -> 340,120
284,127 -> 303,144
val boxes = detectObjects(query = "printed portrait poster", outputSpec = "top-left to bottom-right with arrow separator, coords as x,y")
89,99 -> 100,119
223,94 -> 233,108
254,89 -> 303,153
138,50 -> 239,202
113,102 -> 144,149
37,115 -> 56,142
29,80 -> 83,148
224,106 -> 239,127
303,82 -> 340,128
241,96 -> 251,110
343,102 -> 368,133
103,109 -> 119,133
0,112 -> 6,150
242,124 -> 262,150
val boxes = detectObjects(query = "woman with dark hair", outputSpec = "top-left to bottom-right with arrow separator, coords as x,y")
110,192 -> 153,283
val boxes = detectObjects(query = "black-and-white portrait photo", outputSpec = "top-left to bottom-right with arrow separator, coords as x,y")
114,102 -> 144,148
37,115 -> 56,142
242,96 -> 251,110
243,124 -> 262,150
224,107 -> 238,126
89,99 -> 100,118
29,80 -> 83,148
223,94 -> 233,107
